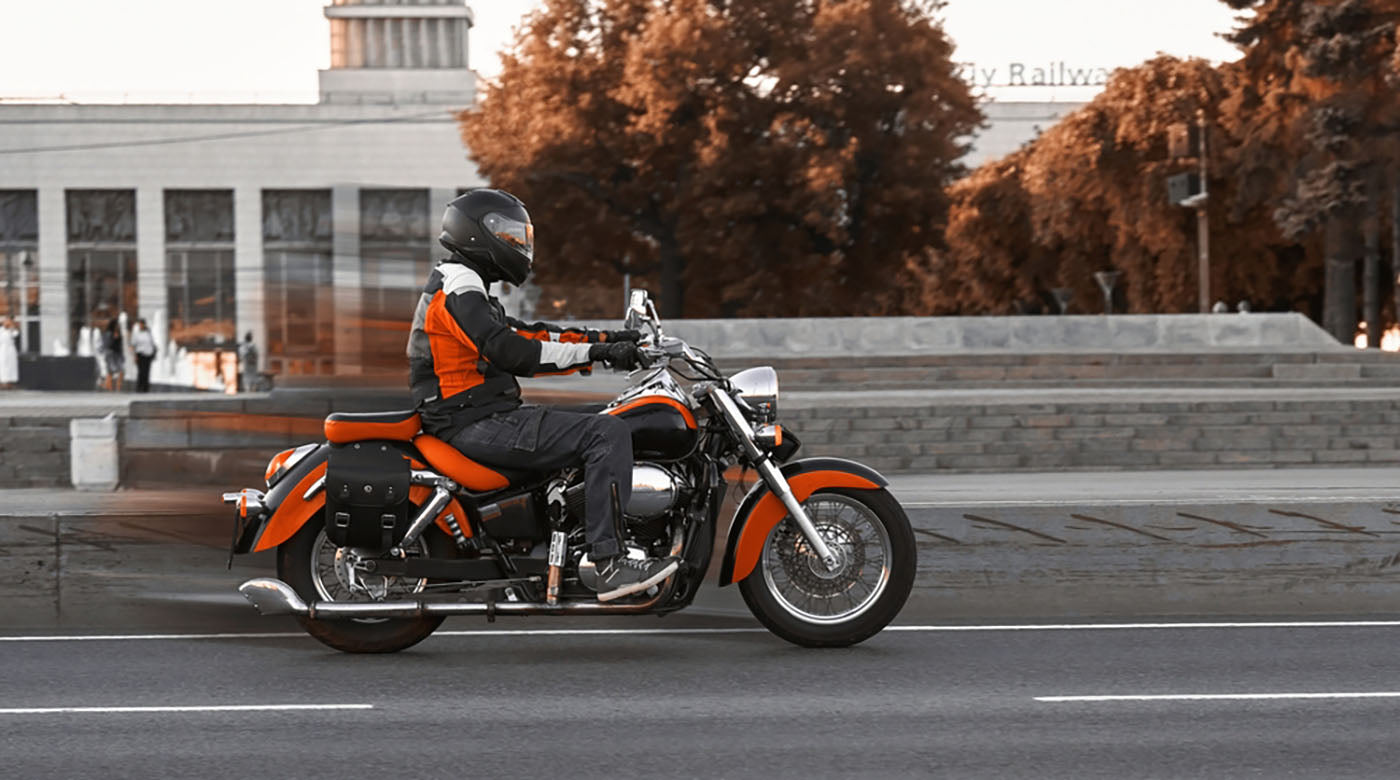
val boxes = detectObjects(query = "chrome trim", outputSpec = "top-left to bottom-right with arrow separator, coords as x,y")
730,366 -> 779,419
396,486 -> 453,550
236,576 -> 679,619
302,476 -> 326,501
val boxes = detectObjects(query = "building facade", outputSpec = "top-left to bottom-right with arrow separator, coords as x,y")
0,0 -> 483,379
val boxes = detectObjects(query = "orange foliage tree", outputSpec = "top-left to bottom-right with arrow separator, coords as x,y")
460,0 -> 981,318
926,0 -> 1400,336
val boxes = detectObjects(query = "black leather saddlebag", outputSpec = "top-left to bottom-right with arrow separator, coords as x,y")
324,442 -> 412,550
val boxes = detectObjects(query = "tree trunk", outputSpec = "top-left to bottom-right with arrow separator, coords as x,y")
1323,214 -> 1359,345
658,232 -> 685,319
1364,184 -> 1382,348
1392,177 -> 1400,335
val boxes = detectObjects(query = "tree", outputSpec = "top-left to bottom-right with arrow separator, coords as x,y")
922,1 -> 1400,331
460,0 -> 981,318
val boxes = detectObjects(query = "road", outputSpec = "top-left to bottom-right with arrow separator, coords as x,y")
4,619 -> 1400,778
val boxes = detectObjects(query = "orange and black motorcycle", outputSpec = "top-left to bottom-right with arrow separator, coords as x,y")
223,291 -> 915,652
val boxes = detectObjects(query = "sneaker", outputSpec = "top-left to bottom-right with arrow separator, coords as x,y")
595,555 -> 679,602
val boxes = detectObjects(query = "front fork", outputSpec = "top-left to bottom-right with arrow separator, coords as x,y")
754,457 -> 839,570
706,386 -> 839,570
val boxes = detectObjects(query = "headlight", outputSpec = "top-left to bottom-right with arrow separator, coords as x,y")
265,443 -> 317,487
730,366 -> 778,421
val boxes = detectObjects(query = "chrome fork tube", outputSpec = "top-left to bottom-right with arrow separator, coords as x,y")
754,457 -> 838,570
709,386 -> 838,570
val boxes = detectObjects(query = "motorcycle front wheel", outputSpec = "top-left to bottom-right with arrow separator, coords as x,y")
276,516 -> 456,654
738,487 -> 915,648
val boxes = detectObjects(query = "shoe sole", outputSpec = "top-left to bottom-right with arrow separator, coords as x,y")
596,560 -> 680,603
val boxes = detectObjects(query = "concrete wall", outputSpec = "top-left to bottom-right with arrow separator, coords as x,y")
0,417 -> 69,488
577,313 -> 1342,357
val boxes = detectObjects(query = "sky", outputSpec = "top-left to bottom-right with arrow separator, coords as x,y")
0,0 -> 1245,103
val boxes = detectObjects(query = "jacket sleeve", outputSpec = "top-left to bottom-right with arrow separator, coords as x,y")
444,289 -> 593,377
506,315 -> 602,345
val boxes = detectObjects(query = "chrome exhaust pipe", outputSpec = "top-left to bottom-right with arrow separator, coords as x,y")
236,577 -> 676,619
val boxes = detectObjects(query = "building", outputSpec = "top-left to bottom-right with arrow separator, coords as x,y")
962,101 -> 1085,168
0,0 -> 484,381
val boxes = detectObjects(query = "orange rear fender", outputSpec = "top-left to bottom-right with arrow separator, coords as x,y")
718,458 -> 888,586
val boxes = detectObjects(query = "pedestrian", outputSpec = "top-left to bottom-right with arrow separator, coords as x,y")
0,316 -> 18,389
238,331 -> 259,392
131,318 -> 157,393
104,317 -> 125,392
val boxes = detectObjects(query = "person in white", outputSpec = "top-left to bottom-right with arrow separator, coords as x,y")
0,317 -> 18,388
131,318 -> 157,393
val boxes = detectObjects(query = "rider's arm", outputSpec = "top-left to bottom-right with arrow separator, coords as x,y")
441,274 -> 592,377
506,315 -> 602,345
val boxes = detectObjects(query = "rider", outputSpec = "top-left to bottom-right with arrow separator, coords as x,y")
408,188 -> 678,602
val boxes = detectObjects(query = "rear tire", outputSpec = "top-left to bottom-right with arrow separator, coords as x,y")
738,488 -> 915,648
276,516 -> 455,654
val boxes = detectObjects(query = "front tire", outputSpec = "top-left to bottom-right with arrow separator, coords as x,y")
276,516 -> 455,654
738,488 -> 915,648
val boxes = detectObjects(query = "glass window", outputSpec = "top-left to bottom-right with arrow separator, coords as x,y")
0,191 -> 40,354
165,191 -> 235,349
68,249 -> 138,348
263,189 -> 335,376
167,250 -> 235,347
360,189 -> 430,373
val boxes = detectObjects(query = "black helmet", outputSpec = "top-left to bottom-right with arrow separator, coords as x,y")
439,188 -> 535,285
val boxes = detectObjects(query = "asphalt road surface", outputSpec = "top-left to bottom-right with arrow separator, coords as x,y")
5,618 -> 1400,778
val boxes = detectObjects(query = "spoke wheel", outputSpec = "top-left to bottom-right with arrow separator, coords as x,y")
760,494 -> 891,624
277,512 -> 454,654
739,487 -> 915,648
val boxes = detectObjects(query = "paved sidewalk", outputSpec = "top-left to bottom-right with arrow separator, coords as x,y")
6,466 -> 1400,518
0,390 -> 232,418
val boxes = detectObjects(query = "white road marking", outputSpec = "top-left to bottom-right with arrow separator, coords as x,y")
0,704 -> 373,715
1037,692 -> 1400,703
4,619 -> 1400,643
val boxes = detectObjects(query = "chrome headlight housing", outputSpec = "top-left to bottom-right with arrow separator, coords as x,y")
729,366 -> 778,422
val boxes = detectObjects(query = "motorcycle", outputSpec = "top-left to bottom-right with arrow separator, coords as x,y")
223,290 -> 916,652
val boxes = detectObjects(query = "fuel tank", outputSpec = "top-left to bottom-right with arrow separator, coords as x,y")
605,395 -> 698,461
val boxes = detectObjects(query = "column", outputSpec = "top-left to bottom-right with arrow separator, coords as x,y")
348,18 -> 364,68
332,185 -> 362,375
434,18 -> 448,69
233,185 -> 265,371
37,187 -> 67,356
135,185 -> 164,323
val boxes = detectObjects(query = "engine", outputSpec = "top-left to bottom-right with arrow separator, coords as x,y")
562,463 -> 684,522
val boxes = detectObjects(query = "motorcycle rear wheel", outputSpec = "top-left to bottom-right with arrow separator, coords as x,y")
276,516 -> 456,654
738,487 -> 915,648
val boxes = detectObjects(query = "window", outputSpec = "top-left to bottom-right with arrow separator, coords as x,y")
66,190 -> 137,351
166,190 -> 235,348
0,191 -> 39,354
263,190 -> 335,376
360,189 -> 431,372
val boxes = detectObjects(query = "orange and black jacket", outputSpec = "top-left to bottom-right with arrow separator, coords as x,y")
408,262 -> 602,438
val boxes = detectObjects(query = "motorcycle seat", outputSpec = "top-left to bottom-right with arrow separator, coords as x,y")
412,434 -> 539,493
324,410 -> 422,444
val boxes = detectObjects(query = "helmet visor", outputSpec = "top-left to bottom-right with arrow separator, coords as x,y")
482,212 -> 534,260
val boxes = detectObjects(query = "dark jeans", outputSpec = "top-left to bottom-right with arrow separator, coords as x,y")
448,406 -> 631,559
135,354 -> 153,393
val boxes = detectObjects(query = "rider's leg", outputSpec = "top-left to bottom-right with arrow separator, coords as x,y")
448,407 -> 676,599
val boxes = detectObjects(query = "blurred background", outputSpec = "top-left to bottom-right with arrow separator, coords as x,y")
1,0 -> 1299,391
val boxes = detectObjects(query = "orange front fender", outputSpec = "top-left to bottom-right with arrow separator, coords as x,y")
718,458 -> 888,586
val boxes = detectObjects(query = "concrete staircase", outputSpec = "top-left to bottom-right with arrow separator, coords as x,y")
720,350 -> 1400,391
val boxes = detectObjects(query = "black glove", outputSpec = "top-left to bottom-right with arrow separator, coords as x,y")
589,341 -> 642,371
601,329 -> 642,343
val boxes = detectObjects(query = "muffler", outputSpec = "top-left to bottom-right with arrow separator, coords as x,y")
237,577 -> 673,619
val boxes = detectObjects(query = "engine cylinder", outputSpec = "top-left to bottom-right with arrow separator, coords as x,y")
627,464 -> 678,519
562,464 -> 680,520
